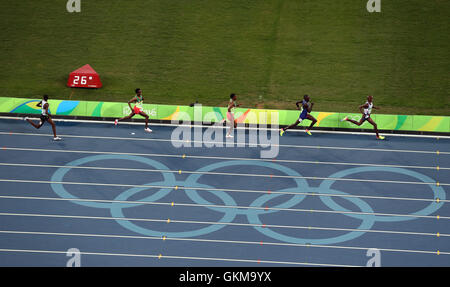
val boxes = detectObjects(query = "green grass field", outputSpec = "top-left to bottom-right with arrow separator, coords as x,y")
0,0 -> 448,115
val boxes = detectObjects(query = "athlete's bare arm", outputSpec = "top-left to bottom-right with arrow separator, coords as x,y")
227,101 -> 233,112
305,102 -> 313,113
128,98 -> 137,110
228,101 -> 240,112
36,101 -> 42,108
302,102 -> 308,111
359,103 -> 368,114
43,103 -> 49,115
295,101 -> 302,110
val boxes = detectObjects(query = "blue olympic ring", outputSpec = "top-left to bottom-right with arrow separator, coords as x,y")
50,155 -> 238,238
111,182 -> 237,238
183,160 -> 309,215
247,188 -> 376,245
319,167 -> 446,222
50,155 -> 445,245
51,155 -> 176,209
163,160 -> 376,244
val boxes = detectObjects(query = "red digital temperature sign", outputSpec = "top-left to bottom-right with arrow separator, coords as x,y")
67,64 -> 102,88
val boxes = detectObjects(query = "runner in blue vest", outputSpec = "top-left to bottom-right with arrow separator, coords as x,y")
280,94 -> 317,136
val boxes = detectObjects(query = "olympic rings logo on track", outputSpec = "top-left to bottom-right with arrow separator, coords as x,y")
50,155 -> 445,245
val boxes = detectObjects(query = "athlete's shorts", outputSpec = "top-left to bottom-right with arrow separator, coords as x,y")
133,106 -> 143,114
362,113 -> 371,121
40,115 -> 49,123
298,109 -> 308,121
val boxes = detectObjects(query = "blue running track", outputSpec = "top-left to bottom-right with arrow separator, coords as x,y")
0,118 -> 448,266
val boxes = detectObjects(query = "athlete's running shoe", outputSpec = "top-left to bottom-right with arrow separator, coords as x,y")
226,134 -> 234,138
305,129 -> 312,136
376,135 -> 385,140
280,129 -> 285,136
114,119 -> 118,126
145,128 -> 152,133
23,117 -> 29,121
53,137 -> 62,141
341,116 -> 348,122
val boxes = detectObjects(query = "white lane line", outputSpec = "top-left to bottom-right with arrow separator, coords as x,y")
2,115 -> 450,140
1,194 -> 449,221
0,178 -> 448,208
65,253 -> 354,267
2,147 -> 448,174
0,162 -> 448,189
0,175 -> 446,204
0,248 -> 360,267
1,131 -> 449,156
0,212 -> 448,233
0,148 -> 448,186
0,230 -> 447,256
0,165 -> 447,190
0,155 -> 447,172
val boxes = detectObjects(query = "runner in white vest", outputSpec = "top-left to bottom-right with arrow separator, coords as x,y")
24,94 -> 61,141
226,93 -> 241,138
342,95 -> 385,140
